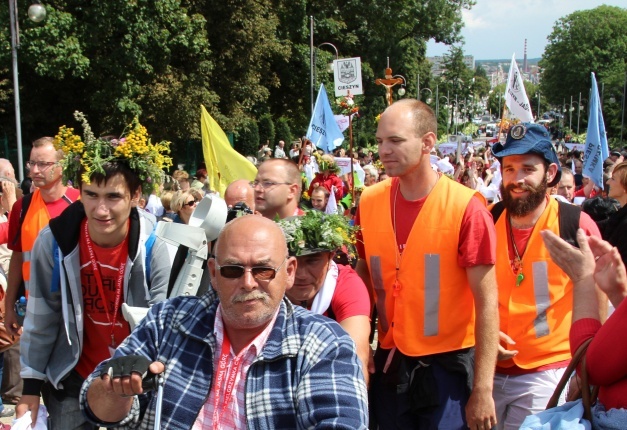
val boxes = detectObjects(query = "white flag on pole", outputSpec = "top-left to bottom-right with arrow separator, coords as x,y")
505,54 -> 534,122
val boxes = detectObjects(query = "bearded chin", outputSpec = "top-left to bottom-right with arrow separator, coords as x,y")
500,177 -> 548,217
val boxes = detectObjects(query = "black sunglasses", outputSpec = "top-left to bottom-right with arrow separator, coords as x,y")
215,258 -> 287,281
184,200 -> 199,207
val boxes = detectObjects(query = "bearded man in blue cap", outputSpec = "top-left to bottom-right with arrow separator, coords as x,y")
490,123 -> 603,429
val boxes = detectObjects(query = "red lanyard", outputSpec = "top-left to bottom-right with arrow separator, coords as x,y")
211,332 -> 246,429
83,221 -> 128,347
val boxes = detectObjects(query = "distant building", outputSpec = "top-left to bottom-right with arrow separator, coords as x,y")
427,55 -> 475,76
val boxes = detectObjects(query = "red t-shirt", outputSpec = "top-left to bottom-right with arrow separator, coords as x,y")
570,302 -> 627,410
325,264 -> 371,323
355,177 -> 497,267
308,173 -> 344,202
75,219 -> 131,379
7,187 -> 80,251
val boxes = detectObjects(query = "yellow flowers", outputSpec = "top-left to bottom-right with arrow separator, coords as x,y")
53,112 -> 172,195
54,126 -> 84,155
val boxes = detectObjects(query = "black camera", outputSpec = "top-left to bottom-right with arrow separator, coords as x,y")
226,202 -> 254,222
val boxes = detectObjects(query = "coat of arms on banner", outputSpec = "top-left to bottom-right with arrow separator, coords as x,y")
339,60 -> 357,84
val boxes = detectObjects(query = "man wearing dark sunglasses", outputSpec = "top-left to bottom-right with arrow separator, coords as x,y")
81,215 -> 368,429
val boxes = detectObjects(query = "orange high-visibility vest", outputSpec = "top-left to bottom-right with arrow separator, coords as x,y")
360,176 -> 478,356
21,189 -> 52,288
495,197 -> 572,369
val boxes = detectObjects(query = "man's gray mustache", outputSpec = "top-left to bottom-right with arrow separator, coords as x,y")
232,291 -> 269,303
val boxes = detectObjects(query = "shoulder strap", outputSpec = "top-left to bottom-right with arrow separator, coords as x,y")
51,236 -> 61,293
557,201 -> 581,248
489,201 -> 505,223
144,227 -> 158,281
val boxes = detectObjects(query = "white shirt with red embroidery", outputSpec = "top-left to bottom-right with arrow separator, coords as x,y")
192,305 -> 278,429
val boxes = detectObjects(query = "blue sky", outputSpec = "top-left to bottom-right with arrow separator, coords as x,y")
427,1 -> 626,60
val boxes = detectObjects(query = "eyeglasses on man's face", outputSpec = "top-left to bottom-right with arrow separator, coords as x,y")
215,258 -> 288,281
26,161 -> 59,171
184,200 -> 199,207
250,180 -> 292,190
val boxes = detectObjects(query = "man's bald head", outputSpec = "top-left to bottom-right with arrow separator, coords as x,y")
214,214 -> 288,260
0,159 -> 15,179
224,179 -> 256,211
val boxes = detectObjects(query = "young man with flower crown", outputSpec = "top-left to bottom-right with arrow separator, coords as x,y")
15,113 -> 173,429
276,210 -> 371,384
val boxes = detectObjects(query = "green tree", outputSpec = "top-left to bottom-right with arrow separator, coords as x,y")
275,117 -> 293,146
539,5 -> 627,139
0,0 -> 216,145
235,118 -> 259,157
258,114 -> 275,147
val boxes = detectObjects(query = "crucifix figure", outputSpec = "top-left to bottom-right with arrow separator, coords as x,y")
375,67 -> 405,106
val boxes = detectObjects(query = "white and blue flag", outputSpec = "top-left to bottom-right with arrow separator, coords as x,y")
583,72 -> 609,189
306,84 -> 345,153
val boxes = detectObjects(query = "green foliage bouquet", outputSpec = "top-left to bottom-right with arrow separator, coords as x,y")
276,210 -> 359,258
53,111 -> 172,195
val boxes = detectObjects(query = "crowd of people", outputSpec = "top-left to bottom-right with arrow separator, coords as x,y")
0,101 -> 625,429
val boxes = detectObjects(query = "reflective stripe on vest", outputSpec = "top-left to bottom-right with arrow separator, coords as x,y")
532,261 -> 550,338
369,256 -> 389,333
424,254 -> 440,337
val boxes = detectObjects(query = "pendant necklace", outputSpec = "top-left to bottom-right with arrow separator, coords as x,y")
508,216 -> 525,287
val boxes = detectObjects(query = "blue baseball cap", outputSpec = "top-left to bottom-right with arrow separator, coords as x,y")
491,122 -> 561,186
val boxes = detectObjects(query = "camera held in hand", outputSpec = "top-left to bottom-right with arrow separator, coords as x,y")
226,202 -> 254,222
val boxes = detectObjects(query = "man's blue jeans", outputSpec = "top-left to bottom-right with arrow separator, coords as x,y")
41,371 -> 97,430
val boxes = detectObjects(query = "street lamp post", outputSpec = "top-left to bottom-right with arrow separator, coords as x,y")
621,72 -> 626,144
393,75 -> 407,97
9,0 -> 47,182
438,95 -> 449,135
569,95 -> 574,131
420,88 -> 433,103
313,42 -> 339,90
536,92 -> 541,120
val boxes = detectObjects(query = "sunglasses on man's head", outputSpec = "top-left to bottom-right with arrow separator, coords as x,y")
215,258 -> 287,281
184,200 -> 199,207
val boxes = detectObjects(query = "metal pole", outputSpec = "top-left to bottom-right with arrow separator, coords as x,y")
577,92 -> 581,135
435,85 -> 439,126
9,0 -> 25,182
446,90 -> 450,135
621,72 -> 626,144
310,16 -> 314,117
569,95 -> 573,130
537,92 -> 541,121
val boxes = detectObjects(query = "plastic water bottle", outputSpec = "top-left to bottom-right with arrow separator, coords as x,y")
15,296 -> 26,317
15,296 -> 26,326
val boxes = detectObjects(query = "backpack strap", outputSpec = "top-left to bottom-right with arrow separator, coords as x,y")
489,201 -> 505,223
144,227 -> 158,281
557,201 -> 581,248
491,200 -> 581,247
51,236 -> 61,293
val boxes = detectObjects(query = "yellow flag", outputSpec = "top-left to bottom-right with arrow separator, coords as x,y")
200,105 -> 257,195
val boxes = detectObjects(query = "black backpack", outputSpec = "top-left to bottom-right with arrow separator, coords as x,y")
490,200 -> 581,248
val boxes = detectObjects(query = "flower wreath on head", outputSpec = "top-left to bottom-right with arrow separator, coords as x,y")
313,152 -> 341,175
54,111 -> 173,196
276,210 -> 359,258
